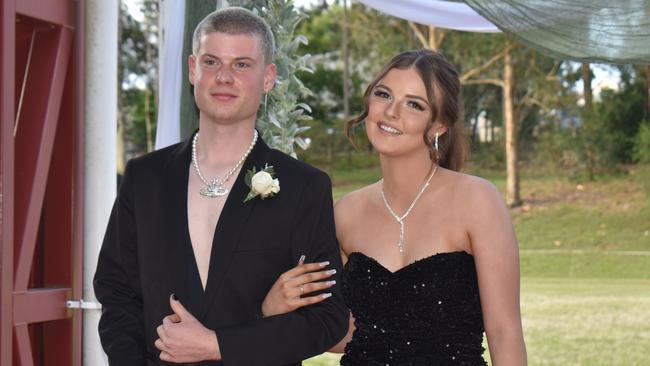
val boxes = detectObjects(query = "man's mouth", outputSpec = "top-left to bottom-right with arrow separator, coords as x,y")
211,93 -> 237,101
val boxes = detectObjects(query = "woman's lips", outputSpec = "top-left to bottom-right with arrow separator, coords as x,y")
378,122 -> 403,135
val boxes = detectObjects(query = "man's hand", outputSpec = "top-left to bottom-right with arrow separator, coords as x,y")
155,295 -> 221,363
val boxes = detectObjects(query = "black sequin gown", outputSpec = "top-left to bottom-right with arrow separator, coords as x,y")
341,251 -> 487,366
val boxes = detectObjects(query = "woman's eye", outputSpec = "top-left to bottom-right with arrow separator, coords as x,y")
373,90 -> 390,99
408,101 -> 425,111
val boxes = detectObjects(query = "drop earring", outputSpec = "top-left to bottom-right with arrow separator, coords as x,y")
263,93 -> 268,114
434,132 -> 440,151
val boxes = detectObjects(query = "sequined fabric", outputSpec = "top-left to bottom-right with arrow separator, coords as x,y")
341,251 -> 486,366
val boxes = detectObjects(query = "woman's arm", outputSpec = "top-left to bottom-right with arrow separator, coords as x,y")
328,248 -> 354,353
259,192 -> 360,352
328,311 -> 354,353
466,178 -> 527,366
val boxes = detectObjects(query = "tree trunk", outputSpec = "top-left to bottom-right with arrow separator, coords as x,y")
582,62 -> 597,180
646,65 -> 650,120
582,62 -> 593,112
117,114 -> 125,175
117,10 -> 125,174
342,0 -> 350,119
180,1 -> 218,140
427,26 -> 446,51
504,47 -> 521,207
144,12 -> 154,152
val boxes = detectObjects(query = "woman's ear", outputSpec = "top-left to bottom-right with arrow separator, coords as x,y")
428,122 -> 448,141
435,122 -> 448,136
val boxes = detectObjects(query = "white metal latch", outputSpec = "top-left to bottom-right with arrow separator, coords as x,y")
66,299 -> 102,310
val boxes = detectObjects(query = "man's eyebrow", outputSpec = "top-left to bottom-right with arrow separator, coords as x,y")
200,53 -> 256,62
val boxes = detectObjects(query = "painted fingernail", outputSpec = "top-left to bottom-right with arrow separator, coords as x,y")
322,293 -> 332,299
326,269 -> 337,275
319,261 -> 330,267
326,280 -> 336,286
298,255 -> 306,264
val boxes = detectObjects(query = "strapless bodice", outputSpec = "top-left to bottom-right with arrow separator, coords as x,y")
341,251 -> 486,365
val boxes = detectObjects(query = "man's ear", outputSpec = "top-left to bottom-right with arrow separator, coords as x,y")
263,63 -> 277,93
188,55 -> 197,85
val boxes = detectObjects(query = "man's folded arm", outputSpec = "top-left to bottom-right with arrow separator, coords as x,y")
217,172 -> 349,366
93,160 -> 147,365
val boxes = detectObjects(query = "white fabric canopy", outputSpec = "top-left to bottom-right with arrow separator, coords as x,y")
358,0 -> 500,33
154,0 -> 185,150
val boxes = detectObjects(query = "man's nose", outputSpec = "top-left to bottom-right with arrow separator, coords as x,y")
215,68 -> 234,84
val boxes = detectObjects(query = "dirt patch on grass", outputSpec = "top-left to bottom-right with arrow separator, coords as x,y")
511,177 -> 647,214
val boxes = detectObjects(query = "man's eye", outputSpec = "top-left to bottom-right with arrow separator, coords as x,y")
204,59 -> 217,66
373,90 -> 390,99
408,101 -> 424,111
235,62 -> 250,69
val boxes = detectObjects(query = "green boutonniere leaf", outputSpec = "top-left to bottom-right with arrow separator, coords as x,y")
245,166 -> 257,188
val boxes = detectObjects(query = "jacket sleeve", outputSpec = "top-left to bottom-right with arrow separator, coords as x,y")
217,172 -> 349,366
93,160 -> 147,365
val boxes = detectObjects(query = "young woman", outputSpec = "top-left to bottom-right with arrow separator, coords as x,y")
261,49 -> 527,365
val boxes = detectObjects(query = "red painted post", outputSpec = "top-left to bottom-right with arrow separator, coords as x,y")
3,0 -> 81,364
0,0 -> 17,364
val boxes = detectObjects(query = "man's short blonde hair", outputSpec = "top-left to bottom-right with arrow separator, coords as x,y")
192,7 -> 275,65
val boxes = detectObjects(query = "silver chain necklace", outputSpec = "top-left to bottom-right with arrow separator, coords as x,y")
191,129 -> 258,197
380,165 -> 438,253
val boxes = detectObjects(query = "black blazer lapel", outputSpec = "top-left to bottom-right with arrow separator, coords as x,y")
160,136 -> 193,304
200,137 -> 271,319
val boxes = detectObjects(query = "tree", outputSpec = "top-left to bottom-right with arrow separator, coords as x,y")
118,0 -> 158,168
297,3 -> 414,124
408,24 -> 528,205
444,32 -> 563,205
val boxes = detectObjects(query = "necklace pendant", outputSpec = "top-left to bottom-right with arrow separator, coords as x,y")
200,185 -> 229,197
398,220 -> 405,253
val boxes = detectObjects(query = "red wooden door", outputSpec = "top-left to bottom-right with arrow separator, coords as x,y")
1,0 -> 84,364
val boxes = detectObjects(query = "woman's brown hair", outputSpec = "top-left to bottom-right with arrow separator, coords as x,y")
346,49 -> 467,171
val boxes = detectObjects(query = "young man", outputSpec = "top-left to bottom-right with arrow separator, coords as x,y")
94,7 -> 348,365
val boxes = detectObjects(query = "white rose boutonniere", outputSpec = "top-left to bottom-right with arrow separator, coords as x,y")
244,164 -> 280,202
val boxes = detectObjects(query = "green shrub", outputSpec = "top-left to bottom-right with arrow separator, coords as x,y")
633,121 -> 650,163
470,140 -> 505,170
530,122 -> 577,173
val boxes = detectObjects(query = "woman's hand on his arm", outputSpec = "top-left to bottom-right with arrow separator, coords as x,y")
261,255 -> 337,317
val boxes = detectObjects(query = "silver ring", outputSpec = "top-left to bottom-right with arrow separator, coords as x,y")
299,286 -> 304,294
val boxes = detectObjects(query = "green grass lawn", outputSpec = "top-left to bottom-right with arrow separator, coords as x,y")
304,163 -> 650,365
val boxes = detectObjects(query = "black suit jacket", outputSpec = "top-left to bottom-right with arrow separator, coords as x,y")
93,134 -> 348,366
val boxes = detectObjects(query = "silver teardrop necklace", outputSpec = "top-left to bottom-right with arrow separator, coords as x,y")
380,165 -> 438,253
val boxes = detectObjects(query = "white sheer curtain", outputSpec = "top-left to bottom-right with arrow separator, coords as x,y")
358,0 -> 500,33
154,0 -> 185,150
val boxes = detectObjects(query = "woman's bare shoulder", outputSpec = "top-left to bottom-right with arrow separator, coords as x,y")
334,182 -> 378,220
441,169 -> 502,202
